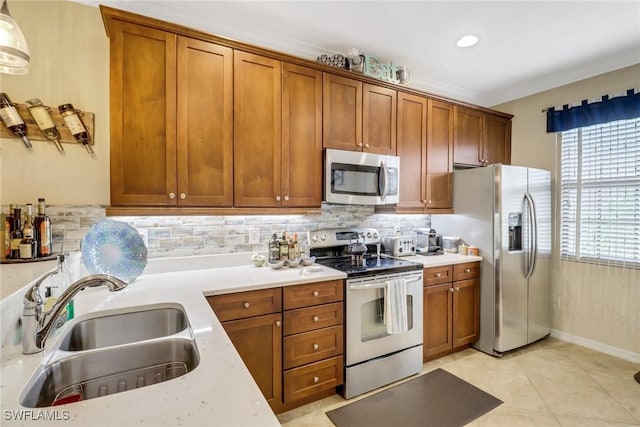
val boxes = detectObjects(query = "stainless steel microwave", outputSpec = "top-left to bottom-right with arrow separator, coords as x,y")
324,149 -> 400,205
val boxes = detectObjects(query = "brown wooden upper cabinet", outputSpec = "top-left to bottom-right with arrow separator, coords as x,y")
453,106 -> 511,167
108,20 -> 233,207
234,51 -> 322,208
395,93 -> 453,212
323,73 -> 397,155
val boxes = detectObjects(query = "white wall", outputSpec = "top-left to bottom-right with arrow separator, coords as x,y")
0,0 -> 110,205
494,64 -> 640,358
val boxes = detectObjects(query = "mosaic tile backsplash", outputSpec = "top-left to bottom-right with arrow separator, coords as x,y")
5,204 -> 431,259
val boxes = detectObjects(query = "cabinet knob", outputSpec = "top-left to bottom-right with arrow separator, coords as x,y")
243,302 -> 250,309
168,193 -> 176,199
464,268 -> 471,273
357,143 -> 363,147
313,376 -> 319,384
449,288 -> 455,293
180,193 -> 186,199
455,286 -> 461,292
435,273 -> 441,278
313,291 -> 319,297
427,200 -> 432,204
313,315 -> 319,322
364,143 -> 370,148
284,195 -> 289,201
276,196 -> 281,201
313,343 -> 319,351
275,320 -> 281,327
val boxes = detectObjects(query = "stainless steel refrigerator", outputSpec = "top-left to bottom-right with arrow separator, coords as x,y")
431,165 -> 551,356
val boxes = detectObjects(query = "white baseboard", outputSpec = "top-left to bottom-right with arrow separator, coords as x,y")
550,329 -> 640,364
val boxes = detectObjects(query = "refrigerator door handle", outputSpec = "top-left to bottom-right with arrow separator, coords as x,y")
524,192 -> 537,279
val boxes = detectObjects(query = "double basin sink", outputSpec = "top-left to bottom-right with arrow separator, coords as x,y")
20,303 -> 200,408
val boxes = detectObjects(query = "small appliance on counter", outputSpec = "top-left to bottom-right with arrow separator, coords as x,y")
415,228 -> 443,255
381,235 -> 416,257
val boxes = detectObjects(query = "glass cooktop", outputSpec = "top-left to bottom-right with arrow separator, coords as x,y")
314,255 -> 422,278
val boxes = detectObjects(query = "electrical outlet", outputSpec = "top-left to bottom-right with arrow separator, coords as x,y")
249,228 -> 260,244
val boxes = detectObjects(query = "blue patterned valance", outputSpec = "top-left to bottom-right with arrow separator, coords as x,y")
546,89 -> 640,132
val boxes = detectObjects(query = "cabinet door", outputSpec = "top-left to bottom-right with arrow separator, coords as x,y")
452,278 -> 480,348
396,92 -> 427,210
177,37 -> 233,206
222,313 -> 283,409
363,84 -> 397,155
109,21 -> 177,206
426,100 -> 453,209
453,106 -> 483,167
323,73 -> 362,151
234,51 -> 282,207
423,283 -> 453,360
484,113 -> 512,165
282,63 -> 323,207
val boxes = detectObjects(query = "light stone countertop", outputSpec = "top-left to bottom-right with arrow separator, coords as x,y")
0,251 -> 481,426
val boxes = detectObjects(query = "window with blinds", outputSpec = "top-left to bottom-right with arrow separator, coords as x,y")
559,117 -> 640,268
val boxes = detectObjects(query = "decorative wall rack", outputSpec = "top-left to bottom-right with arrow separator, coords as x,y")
0,103 -> 95,147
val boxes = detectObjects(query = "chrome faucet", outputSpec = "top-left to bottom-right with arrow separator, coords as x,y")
22,274 -> 128,354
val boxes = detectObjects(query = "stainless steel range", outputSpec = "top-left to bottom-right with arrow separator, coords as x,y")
308,228 -> 424,399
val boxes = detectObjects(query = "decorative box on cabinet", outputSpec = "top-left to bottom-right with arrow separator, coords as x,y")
422,262 -> 480,361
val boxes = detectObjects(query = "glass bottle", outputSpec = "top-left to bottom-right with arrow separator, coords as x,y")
20,204 -> 37,259
268,233 -> 280,262
0,93 -> 32,148
26,98 -> 64,152
9,207 -> 22,259
279,232 -> 289,260
34,198 -> 53,257
58,103 -> 93,154
2,204 -> 14,259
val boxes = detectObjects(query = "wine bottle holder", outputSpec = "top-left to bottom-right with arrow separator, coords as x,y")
0,103 -> 95,148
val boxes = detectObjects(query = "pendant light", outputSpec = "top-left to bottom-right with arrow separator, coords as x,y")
0,0 -> 30,75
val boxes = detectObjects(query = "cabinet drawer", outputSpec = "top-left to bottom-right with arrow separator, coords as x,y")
207,288 -> 282,321
283,280 -> 344,310
284,356 -> 344,403
283,302 -> 343,336
283,325 -> 343,369
453,262 -> 480,281
423,265 -> 452,286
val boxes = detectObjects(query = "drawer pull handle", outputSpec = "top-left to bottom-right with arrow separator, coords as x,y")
275,321 -> 281,327
313,343 -> 319,351
313,316 -> 319,322
313,291 -> 319,297
464,268 -> 471,273
313,376 -> 319,384
243,302 -> 250,309
436,273 -> 441,277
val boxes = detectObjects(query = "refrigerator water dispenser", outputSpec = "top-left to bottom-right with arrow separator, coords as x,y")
508,212 -> 522,251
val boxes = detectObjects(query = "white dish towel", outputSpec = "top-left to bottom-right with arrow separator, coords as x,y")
384,278 -> 408,334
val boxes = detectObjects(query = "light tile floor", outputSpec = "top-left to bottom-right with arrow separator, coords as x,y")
277,338 -> 640,427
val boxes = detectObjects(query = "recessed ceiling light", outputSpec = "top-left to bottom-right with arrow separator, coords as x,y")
456,35 -> 478,48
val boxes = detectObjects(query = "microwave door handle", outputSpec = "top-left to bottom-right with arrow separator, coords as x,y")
379,160 -> 388,201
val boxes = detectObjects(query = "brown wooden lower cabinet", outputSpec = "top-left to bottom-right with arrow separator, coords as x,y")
206,280 -> 344,414
423,262 -> 480,361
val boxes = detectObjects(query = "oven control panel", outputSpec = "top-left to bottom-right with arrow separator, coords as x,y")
308,228 -> 381,248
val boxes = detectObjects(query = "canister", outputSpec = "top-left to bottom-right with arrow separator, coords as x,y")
442,236 -> 460,253
458,244 -> 468,255
468,246 -> 479,256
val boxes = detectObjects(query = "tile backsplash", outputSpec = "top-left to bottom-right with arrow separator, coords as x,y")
4,204 -> 431,259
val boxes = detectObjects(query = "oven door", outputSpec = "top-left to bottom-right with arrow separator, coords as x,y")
345,271 -> 423,366
325,149 -> 399,205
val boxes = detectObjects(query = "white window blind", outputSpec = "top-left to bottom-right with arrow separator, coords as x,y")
560,117 -> 640,268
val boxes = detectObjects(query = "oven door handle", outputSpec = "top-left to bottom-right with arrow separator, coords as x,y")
348,276 -> 421,291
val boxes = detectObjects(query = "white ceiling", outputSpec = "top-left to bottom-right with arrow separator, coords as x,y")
76,0 -> 640,107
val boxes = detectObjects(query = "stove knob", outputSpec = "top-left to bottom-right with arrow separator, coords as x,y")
320,234 -> 326,241
366,232 -> 372,238
311,234 -> 318,242
373,232 -> 378,238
